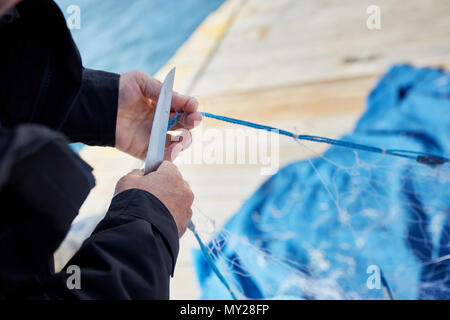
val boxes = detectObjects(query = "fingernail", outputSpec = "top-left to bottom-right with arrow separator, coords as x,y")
191,113 -> 202,128
189,97 -> 199,111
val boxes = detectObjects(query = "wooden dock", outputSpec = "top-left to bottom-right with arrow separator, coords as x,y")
56,0 -> 450,299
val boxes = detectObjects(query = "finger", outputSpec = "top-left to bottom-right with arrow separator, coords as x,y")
165,129 -> 191,146
187,207 -> 193,220
165,133 -> 181,148
137,149 -> 147,161
140,72 -> 197,113
171,95 -> 198,115
178,208 -> 193,238
138,130 -> 189,163
171,112 -> 202,130
165,129 -> 192,156
177,128 -> 192,151
164,142 -> 183,162
177,96 -> 199,113
186,112 -> 202,128
178,225 -> 186,238
183,179 -> 191,191
169,95 -> 198,114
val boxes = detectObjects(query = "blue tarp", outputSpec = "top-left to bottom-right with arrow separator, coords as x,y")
193,65 -> 450,300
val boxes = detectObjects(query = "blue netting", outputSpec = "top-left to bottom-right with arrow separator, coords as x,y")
193,64 -> 450,300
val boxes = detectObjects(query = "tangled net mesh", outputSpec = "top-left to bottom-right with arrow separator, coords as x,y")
189,65 -> 450,300
191,141 -> 450,299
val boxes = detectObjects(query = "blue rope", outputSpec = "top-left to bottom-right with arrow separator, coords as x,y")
167,113 -> 181,131
168,112 -> 449,165
166,111 -> 448,300
188,221 -> 238,300
168,116 -> 238,299
380,268 -> 395,300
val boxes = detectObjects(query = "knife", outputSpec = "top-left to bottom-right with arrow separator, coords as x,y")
143,67 -> 176,175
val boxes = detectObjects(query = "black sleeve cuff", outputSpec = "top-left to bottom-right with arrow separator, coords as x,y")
62,69 -> 119,146
106,188 -> 180,275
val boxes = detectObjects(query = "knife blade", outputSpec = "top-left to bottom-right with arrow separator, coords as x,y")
143,67 -> 176,175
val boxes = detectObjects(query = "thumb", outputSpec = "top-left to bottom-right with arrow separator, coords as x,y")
156,160 -> 182,178
157,160 -> 176,172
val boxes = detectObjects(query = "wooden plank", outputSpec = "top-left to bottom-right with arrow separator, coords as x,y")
197,75 -> 377,123
191,0 -> 450,95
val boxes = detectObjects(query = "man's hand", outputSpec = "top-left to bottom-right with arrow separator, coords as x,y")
0,0 -> 20,17
116,70 -> 202,160
115,161 -> 194,238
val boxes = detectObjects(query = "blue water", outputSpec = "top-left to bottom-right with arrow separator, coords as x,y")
55,0 -> 224,75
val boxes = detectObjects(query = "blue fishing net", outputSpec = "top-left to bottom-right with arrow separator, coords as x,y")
193,64 -> 450,300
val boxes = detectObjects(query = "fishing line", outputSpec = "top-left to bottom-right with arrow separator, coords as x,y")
188,221 -> 238,300
168,112 -> 449,165
168,116 -> 239,300
166,110 -> 448,300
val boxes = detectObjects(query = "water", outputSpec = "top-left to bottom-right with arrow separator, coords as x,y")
55,0 -> 224,75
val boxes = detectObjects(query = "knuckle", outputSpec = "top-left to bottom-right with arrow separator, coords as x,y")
118,175 -> 129,185
173,168 -> 183,181
133,69 -> 146,79
186,189 -> 194,205
165,161 -> 181,174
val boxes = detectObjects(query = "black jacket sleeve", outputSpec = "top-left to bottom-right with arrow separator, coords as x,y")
44,189 -> 179,300
61,68 -> 119,147
0,124 -> 95,299
0,125 -> 179,300
0,0 -> 119,147
0,0 -> 180,300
